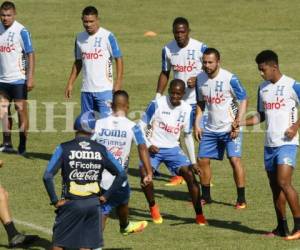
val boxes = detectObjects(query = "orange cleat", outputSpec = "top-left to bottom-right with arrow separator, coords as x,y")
165,176 -> 186,186
284,230 -> 300,240
150,204 -> 163,224
196,214 -> 207,225
235,202 -> 246,209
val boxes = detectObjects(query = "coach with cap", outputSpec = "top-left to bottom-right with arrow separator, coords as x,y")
43,111 -> 126,250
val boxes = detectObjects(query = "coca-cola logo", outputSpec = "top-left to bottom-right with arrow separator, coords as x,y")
69,169 -> 99,181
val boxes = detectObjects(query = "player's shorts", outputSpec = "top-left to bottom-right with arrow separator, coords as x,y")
81,90 -> 112,116
145,147 -> 191,175
264,145 -> 298,172
0,82 -> 27,100
198,131 -> 243,160
52,197 -> 103,249
101,183 -> 130,215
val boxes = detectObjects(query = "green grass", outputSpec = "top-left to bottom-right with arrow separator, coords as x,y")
1,0 -> 300,249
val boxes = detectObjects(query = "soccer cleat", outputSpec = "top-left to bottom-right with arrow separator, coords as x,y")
150,204 -> 163,224
284,230 -> 300,240
17,145 -> 27,156
264,227 -> 289,237
0,144 -> 15,154
9,234 -> 39,248
165,176 -> 186,186
120,221 -> 148,236
235,202 -> 247,209
196,214 -> 207,225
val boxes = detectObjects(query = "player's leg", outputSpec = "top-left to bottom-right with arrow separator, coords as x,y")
0,91 -> 14,152
266,170 -> 289,237
14,99 -> 28,155
226,132 -> 246,208
140,156 -> 163,224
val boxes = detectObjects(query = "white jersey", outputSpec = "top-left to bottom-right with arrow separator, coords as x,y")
92,115 -> 145,190
257,75 -> 300,147
140,96 -> 192,148
196,68 -> 247,132
0,21 -> 34,84
75,27 -> 122,92
162,38 -> 207,105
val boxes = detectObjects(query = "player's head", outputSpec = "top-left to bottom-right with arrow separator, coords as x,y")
202,48 -> 221,77
168,79 -> 185,107
74,111 -> 96,135
172,17 -> 190,48
112,90 -> 129,114
0,1 -> 16,28
255,50 -> 280,82
81,6 -> 99,35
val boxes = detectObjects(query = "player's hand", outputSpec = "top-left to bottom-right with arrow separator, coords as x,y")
230,121 -> 240,139
194,127 -> 202,142
285,124 -> 298,139
187,76 -> 197,88
99,195 -> 107,204
54,199 -> 69,208
148,145 -> 159,154
141,174 -> 153,187
26,78 -> 35,92
65,85 -> 73,99
0,160 -> 3,168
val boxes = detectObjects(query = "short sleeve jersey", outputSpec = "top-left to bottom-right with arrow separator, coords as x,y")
257,75 -> 300,147
196,68 -> 247,132
0,21 -> 34,84
75,27 -> 122,92
92,115 -> 145,189
141,96 -> 192,148
162,38 -> 207,105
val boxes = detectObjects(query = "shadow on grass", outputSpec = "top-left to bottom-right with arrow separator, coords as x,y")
22,152 -> 52,161
207,219 -> 268,235
128,168 -> 171,182
0,236 -> 51,249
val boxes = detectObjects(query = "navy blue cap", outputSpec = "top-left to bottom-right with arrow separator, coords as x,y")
74,111 -> 96,133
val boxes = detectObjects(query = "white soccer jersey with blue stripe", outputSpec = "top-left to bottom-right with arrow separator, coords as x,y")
162,38 -> 207,105
196,68 -> 247,132
75,27 -> 122,92
0,21 -> 33,84
140,96 -> 192,148
92,115 -> 144,189
257,75 -> 300,147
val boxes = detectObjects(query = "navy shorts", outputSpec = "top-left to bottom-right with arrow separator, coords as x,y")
0,82 -> 27,100
52,197 -> 103,249
101,183 -> 130,215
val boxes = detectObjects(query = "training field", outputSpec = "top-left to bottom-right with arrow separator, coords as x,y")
1,0 -> 300,249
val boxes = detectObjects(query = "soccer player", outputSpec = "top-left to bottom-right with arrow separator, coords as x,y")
65,5 -> 123,117
0,1 -> 35,155
195,48 -> 247,209
43,113 -> 126,250
242,50 -> 300,240
92,90 -> 153,235
155,17 -> 207,186
139,79 -> 206,225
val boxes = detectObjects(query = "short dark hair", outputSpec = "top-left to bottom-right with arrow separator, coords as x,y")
255,50 -> 278,65
173,17 -> 189,29
203,47 -> 220,60
170,79 -> 185,91
113,90 -> 129,103
0,1 -> 16,11
82,6 -> 98,17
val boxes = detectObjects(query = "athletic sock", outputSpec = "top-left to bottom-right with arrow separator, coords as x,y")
19,132 -> 26,149
293,217 -> 300,231
3,133 -> 12,145
201,185 -> 211,200
4,221 -> 19,240
149,201 -> 155,207
237,187 -> 245,203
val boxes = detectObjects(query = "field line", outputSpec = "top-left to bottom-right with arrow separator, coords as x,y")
14,218 -> 52,235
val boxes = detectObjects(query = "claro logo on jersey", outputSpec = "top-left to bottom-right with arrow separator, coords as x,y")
0,44 -> 15,53
158,122 -> 182,134
69,150 -> 102,160
203,93 -> 225,104
263,97 -> 285,110
98,128 -> 127,138
173,61 -> 196,73
82,48 -> 103,60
